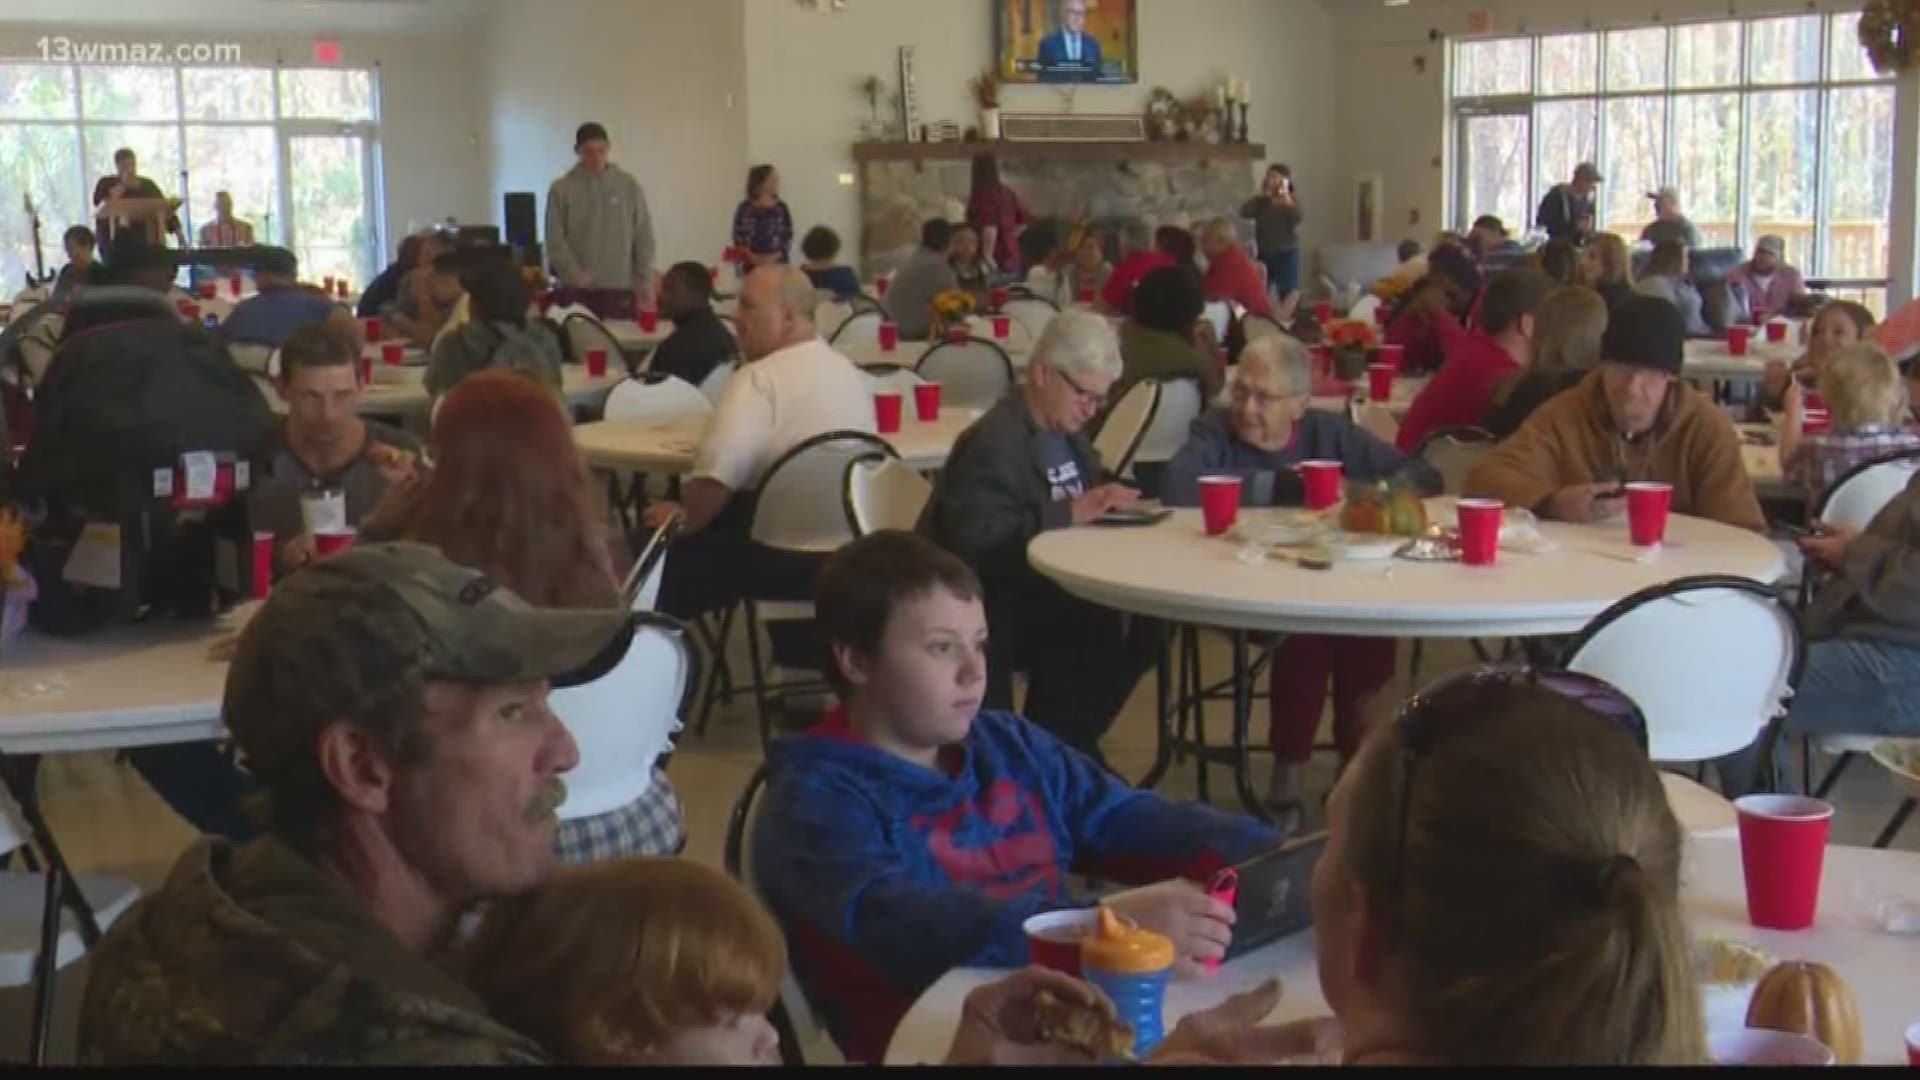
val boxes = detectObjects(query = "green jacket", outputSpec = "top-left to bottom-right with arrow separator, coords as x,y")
1114,320 -> 1221,408
79,837 -> 547,1066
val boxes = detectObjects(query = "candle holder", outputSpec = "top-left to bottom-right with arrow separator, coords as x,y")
1237,102 -> 1250,144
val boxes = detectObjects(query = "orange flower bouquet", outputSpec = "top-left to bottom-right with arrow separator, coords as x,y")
931,289 -> 978,338
1325,318 -> 1379,381
0,509 -> 34,648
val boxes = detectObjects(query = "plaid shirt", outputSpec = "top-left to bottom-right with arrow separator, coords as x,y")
554,768 -> 686,864
1783,425 -> 1920,501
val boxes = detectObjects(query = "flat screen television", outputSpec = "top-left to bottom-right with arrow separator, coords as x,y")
996,0 -> 1137,85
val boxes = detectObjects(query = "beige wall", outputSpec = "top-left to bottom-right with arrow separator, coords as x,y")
483,0 -> 748,272
1329,0 -> 1880,244
743,0 -> 1336,273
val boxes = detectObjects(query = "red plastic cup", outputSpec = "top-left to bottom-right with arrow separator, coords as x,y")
382,343 -> 404,366
197,281 -> 216,300
1378,343 -> 1405,373
1803,390 -> 1831,435
1198,475 -> 1243,536
1366,363 -> 1394,401
228,274 -> 243,297
363,316 -> 382,343
1022,909 -> 1099,976
992,314 -> 1011,339
639,309 -> 659,332
709,265 -> 720,284
336,280 -> 350,299
913,382 -> 941,422
314,528 -> 357,558
878,321 -> 899,351
1078,286 -> 1095,304
1456,498 -> 1503,566
990,287 -> 1010,310
1625,481 -> 1673,547
1734,794 -> 1833,931
874,392 -> 903,433
250,530 -> 275,599
1727,326 -> 1752,356
585,348 -> 609,378
1709,1028 -> 1836,1066
1374,302 -> 1392,328
1299,460 -> 1343,510
1313,300 -> 1333,325
322,275 -> 335,294
875,276 -> 890,298
1766,320 -> 1788,344
176,299 -> 198,319
1906,1021 -> 1920,1066
945,325 -> 970,343
358,356 -> 373,385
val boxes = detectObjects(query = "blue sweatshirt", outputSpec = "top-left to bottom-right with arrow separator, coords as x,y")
751,708 -> 1279,1064
1160,407 -> 1442,508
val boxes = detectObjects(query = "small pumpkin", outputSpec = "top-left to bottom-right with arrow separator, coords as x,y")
1743,960 -> 1863,1065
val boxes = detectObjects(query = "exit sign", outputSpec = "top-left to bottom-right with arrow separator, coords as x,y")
313,40 -> 342,64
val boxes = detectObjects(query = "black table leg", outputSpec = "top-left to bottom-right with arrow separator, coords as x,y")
1140,625 -> 1174,790
1229,630 -> 1266,821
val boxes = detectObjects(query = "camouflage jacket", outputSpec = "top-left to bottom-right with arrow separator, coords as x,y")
78,837 -> 548,1066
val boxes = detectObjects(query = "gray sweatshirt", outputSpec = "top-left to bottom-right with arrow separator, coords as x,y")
1239,196 -> 1302,255
1807,470 -> 1920,650
544,163 -> 656,293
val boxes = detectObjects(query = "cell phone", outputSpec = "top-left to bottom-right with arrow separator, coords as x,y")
1221,832 -> 1327,959
1092,507 -> 1171,528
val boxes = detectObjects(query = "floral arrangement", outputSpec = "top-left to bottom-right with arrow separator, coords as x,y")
968,67 -> 1001,110
0,509 -> 33,647
1860,0 -> 1920,74
1324,318 -> 1379,380
1371,272 -> 1417,304
931,289 -> 977,335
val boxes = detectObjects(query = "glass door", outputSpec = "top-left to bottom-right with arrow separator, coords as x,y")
1454,106 -> 1531,234
282,128 -> 376,290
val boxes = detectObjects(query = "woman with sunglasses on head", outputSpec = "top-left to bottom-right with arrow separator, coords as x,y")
1154,668 -> 1706,1066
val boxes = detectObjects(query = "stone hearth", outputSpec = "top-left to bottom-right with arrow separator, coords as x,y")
857,141 -> 1265,277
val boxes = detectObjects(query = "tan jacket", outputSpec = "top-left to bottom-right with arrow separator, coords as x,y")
1465,369 -> 1766,533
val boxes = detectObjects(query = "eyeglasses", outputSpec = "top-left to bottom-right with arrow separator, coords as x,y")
1387,664 -> 1648,898
1052,365 -> 1108,408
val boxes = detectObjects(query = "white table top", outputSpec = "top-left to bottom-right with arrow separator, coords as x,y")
1028,505 -> 1786,638
838,334 -> 1032,372
885,837 -> 1920,1065
1309,374 -> 1428,417
1684,336 -> 1800,381
266,364 -> 623,417
0,617 -> 236,754
573,405 -> 979,475
1737,422 -> 1790,500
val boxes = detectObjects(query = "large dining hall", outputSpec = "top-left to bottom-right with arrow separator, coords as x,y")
0,0 -> 1917,1067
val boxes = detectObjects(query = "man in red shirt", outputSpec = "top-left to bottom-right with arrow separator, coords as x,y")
1099,218 -> 1174,315
1395,268 -> 1553,453
1198,216 -> 1270,317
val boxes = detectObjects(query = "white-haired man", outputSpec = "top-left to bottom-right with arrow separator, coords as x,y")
1198,216 -> 1270,317
919,310 -> 1153,756
1161,336 -> 1440,818
645,265 -> 875,665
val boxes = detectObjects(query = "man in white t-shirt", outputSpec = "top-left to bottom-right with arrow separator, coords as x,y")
644,266 -> 875,661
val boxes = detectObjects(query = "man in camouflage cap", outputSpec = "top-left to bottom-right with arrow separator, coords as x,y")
78,542 -> 628,1065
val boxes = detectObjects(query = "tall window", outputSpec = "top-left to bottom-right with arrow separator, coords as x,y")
0,61 -> 380,292
1451,12 -> 1893,312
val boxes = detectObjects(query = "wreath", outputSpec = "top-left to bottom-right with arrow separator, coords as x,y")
1860,0 -> 1920,75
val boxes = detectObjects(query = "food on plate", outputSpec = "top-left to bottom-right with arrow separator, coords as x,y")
1744,960 -> 1862,1065
1695,937 -> 1774,987
1338,480 -> 1428,538
1034,986 -> 1136,1062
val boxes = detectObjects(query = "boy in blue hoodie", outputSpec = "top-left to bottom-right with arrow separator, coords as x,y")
751,530 -> 1283,1063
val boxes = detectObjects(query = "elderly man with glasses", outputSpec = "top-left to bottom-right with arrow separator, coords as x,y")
919,310 -> 1155,759
1161,335 -> 1441,823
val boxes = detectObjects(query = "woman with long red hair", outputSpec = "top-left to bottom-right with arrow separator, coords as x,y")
363,369 -> 685,860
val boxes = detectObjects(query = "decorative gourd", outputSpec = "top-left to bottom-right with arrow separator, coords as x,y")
1743,960 -> 1862,1065
1338,480 -> 1428,537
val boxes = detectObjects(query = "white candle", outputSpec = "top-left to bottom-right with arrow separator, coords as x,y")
1240,77 -> 1251,100
1215,85 -> 1227,108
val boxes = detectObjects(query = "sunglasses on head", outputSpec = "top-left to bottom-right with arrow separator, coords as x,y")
1388,664 -> 1648,896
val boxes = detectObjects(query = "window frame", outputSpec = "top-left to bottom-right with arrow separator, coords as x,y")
1447,12 -> 1893,286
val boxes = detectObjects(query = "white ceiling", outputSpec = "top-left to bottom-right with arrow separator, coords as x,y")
0,0 -> 491,34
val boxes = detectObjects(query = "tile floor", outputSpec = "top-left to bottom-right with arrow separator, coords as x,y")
12,635 -> 1917,1061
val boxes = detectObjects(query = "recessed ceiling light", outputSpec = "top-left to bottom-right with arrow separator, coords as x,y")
1385,0 -> 1411,7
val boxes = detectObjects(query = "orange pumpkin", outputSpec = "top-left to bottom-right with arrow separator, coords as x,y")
1743,960 -> 1862,1065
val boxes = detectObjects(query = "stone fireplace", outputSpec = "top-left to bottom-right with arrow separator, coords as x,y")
856,140 -> 1266,277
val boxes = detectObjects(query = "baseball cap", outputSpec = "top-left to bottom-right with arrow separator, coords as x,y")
1647,186 -> 1678,203
223,541 -> 630,778
1601,296 -> 1686,376
574,121 -> 609,149
1574,162 -> 1604,183
1755,235 -> 1785,257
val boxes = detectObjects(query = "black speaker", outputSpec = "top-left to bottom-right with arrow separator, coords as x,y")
503,191 -> 537,248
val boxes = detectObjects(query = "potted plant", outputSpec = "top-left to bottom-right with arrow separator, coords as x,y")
1324,318 -> 1379,381
969,67 -> 1002,140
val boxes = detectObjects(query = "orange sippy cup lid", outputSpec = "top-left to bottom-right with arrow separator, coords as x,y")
1079,905 -> 1175,974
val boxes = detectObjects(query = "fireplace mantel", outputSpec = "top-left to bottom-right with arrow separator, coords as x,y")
854,140 -> 1267,165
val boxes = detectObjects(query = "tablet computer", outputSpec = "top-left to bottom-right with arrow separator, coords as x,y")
1213,830 -> 1327,960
